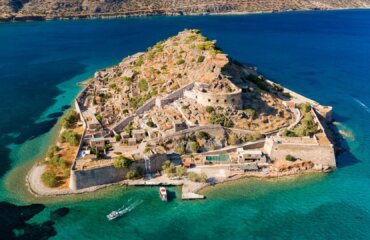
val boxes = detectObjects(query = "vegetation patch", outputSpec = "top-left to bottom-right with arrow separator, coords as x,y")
60,130 -> 81,146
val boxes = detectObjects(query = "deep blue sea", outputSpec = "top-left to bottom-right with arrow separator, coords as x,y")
1,9 -> 370,239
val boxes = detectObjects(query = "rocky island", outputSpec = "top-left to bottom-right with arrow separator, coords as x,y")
28,29 -> 336,199
1,0 -> 370,22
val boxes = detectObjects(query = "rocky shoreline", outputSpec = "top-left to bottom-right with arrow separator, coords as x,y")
26,161 -> 330,198
1,5 -> 369,23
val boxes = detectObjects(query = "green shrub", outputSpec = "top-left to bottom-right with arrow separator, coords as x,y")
126,169 -> 139,179
298,102 -> 312,113
205,106 -> 214,113
135,57 -> 144,67
199,172 -> 208,183
175,145 -> 186,155
41,170 -> 57,187
49,156 -> 67,169
196,131 -> 210,140
60,130 -> 81,146
47,145 -> 59,158
176,166 -> 186,177
187,172 -> 207,182
209,113 -> 233,127
138,79 -> 149,92
95,115 -> 102,122
188,172 -> 199,182
61,110 -> 79,129
227,133 -> 240,145
146,121 -> 156,128
176,59 -> 185,65
244,108 -> 257,118
286,154 -> 296,161
197,55 -> 205,63
197,41 -> 215,51
162,160 -> 171,171
63,168 -> 71,177
189,141 -> 200,153
109,83 -> 117,90
114,156 -> 133,169
123,76 -> 132,84
247,74 -> 270,92
162,160 -> 175,177
115,134 -> 122,141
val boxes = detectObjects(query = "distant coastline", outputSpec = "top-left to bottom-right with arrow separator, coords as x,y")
1,7 -> 369,23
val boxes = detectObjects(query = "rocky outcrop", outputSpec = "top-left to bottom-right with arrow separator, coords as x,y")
1,0 -> 370,22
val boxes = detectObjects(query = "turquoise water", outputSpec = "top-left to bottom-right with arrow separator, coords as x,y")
1,10 -> 370,239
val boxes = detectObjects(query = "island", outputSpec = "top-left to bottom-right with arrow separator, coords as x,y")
27,29 -> 336,199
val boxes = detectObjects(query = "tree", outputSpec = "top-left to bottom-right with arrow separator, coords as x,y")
41,170 -> 57,187
114,156 -> 133,169
49,156 -> 67,169
176,166 -> 186,177
189,141 -> 200,153
61,109 -> 79,128
162,160 -> 175,177
115,134 -> 122,141
175,145 -> 185,155
47,145 -> 59,158
162,160 -> 171,171
126,169 -> 139,179
60,130 -> 81,146
227,133 -> 240,146
199,172 -> 208,183
188,172 -> 199,182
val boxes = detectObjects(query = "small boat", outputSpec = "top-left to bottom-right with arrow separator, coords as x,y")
107,200 -> 143,221
107,206 -> 125,221
159,187 -> 168,201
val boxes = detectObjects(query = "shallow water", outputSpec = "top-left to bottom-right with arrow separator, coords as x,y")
0,10 -> 370,239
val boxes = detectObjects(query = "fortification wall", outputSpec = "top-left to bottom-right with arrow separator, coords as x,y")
184,88 -> 243,109
269,143 -> 336,167
156,82 -> 195,107
160,125 -> 226,141
69,154 -> 167,190
112,115 -> 134,133
136,98 -> 156,115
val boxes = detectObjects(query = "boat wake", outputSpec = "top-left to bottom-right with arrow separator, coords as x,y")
107,199 -> 143,221
353,97 -> 370,113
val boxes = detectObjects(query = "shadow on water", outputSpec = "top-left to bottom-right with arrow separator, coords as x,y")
47,112 -> 64,119
0,59 -> 86,179
167,190 -> 177,202
329,113 -> 360,168
61,105 -> 71,111
0,201 -> 70,240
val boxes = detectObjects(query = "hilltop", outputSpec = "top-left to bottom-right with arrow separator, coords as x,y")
1,0 -> 370,22
89,29 -> 293,134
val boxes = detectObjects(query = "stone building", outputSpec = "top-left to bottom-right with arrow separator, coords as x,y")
184,82 -> 243,109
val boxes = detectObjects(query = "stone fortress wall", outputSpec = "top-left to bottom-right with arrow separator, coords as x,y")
113,82 -> 195,133
70,154 -> 167,190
